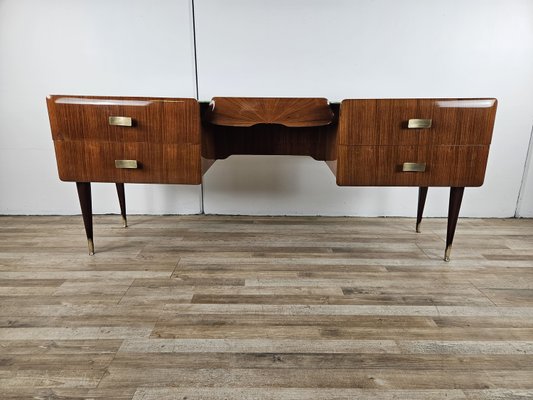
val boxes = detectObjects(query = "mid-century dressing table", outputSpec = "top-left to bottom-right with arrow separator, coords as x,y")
47,96 -> 497,261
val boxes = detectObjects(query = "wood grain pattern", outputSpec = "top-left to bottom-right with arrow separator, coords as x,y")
1,215 -> 533,398
202,124 -> 337,161
338,98 -> 497,146
54,141 -> 202,184
47,95 -> 202,184
205,97 -> 334,127
201,101 -> 339,161
336,145 -> 489,186
335,98 -> 496,187
47,95 -> 200,144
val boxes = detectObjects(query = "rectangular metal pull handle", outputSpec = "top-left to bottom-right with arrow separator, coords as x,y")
407,119 -> 432,129
109,116 -> 133,127
115,160 -> 138,169
402,162 -> 426,172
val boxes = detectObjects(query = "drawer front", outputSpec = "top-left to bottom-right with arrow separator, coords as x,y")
47,95 -> 200,144
54,141 -> 201,184
429,145 -> 490,186
337,145 -> 430,186
205,97 -> 334,127
336,145 -> 489,186
339,98 -> 497,146
339,99 -> 434,146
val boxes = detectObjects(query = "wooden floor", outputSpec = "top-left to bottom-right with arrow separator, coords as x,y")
1,215 -> 533,399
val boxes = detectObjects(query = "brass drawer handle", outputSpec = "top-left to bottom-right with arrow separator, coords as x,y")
115,160 -> 138,169
407,119 -> 432,129
402,162 -> 426,172
109,116 -> 133,127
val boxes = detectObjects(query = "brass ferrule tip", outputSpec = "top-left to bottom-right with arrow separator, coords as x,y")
88,239 -> 95,256
444,246 -> 452,262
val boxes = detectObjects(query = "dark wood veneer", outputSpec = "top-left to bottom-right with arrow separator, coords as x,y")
339,98 -> 497,146
54,141 -> 201,184
336,145 -> 490,186
47,95 -> 200,144
205,97 -> 333,127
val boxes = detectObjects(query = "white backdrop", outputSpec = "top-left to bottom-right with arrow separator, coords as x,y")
1,0 -> 533,217
197,0 -> 533,217
0,0 -> 201,215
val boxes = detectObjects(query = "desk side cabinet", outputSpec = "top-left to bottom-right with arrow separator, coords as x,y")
47,96 -> 202,184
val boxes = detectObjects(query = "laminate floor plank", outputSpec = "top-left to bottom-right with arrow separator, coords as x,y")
0,215 -> 532,399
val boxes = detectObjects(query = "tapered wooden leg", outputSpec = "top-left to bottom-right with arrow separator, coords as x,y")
76,182 -> 94,255
416,187 -> 429,233
445,187 -> 465,262
115,183 -> 127,228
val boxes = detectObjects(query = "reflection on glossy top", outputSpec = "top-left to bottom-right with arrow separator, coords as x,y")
52,96 -> 190,107
436,99 -> 496,108
54,97 -> 154,106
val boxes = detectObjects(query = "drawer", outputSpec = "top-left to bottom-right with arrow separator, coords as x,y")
47,95 -> 200,144
205,97 -> 334,127
337,145 -> 431,186
338,98 -> 497,146
54,141 -> 201,184
336,145 -> 490,186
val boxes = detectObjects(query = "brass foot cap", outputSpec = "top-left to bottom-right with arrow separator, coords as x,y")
122,216 -> 128,228
88,239 -> 95,256
444,246 -> 452,262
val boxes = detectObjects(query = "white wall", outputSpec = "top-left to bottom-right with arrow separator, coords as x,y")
197,0 -> 533,217
1,0 -> 533,217
0,0 -> 201,215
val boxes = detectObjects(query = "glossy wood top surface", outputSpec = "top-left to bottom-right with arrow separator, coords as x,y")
204,97 -> 334,127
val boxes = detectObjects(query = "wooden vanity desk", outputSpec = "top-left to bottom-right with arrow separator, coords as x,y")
47,95 -> 497,260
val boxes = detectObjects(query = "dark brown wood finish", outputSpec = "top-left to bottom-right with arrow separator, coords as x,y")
336,145 -> 490,187
335,98 -> 496,188
53,141 -> 202,184
48,95 -> 202,184
115,183 -> 127,228
201,100 -> 338,161
75,182 -> 94,255
338,98 -> 497,145
205,97 -> 334,127
445,187 -> 465,261
202,124 -> 337,161
47,95 -> 200,144
416,187 -> 429,233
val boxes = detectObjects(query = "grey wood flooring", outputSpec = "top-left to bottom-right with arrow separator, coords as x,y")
1,215 -> 533,399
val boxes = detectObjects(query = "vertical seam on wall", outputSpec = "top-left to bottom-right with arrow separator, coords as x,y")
191,0 -> 200,100
515,123 -> 533,217
191,0 -> 204,214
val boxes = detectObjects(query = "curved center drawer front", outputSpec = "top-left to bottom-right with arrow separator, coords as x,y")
339,98 -> 497,146
47,96 -> 200,144
205,97 -> 334,127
